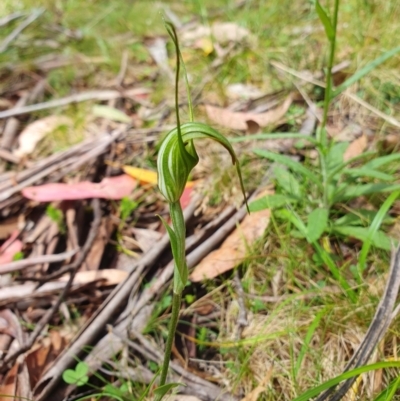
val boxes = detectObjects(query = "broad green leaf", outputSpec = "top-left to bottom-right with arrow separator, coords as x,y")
358,190 -> 400,271
92,105 -> 131,123
334,183 -> 400,202
334,209 -> 394,227
273,166 -> 302,197
306,208 -> 328,243
293,361 -> 400,401
327,151 -> 376,182
249,194 -> 297,212
333,46 -> 400,97
333,225 -> 393,250
325,142 -> 348,172
364,153 -> 400,169
342,167 -> 394,181
254,149 -> 321,186
315,0 -> 334,41
62,362 -> 89,386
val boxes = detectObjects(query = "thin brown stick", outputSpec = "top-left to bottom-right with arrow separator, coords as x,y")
0,249 -> 77,274
0,199 -> 102,372
0,88 -> 146,119
33,196 -> 201,401
0,8 -> 44,53
123,329 -> 239,401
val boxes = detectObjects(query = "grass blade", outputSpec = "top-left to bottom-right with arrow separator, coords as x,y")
332,46 -> 400,97
373,374 -> 400,401
249,194 -> 298,212
230,133 -> 319,144
342,168 -> 394,182
293,361 -> 400,401
313,242 -> 356,302
333,183 -> 400,202
358,190 -> 400,271
294,307 -> 328,378
315,0 -> 334,41
333,225 -> 393,250
363,153 -> 400,169
254,149 -> 321,186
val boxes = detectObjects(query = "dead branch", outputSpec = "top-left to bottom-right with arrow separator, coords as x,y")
0,199 -> 102,372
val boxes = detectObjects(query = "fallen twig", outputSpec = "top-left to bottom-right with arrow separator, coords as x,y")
0,128 -> 124,203
0,88 -> 148,119
0,12 -> 25,27
127,328 -> 239,401
0,249 -> 77,274
33,196 -> 200,401
0,8 -> 44,53
0,199 -> 102,372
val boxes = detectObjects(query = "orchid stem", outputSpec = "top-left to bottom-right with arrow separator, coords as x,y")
156,201 -> 186,400
157,291 -> 182,397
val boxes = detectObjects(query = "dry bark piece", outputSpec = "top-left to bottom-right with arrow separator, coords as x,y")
205,95 -> 292,130
190,208 -> 270,282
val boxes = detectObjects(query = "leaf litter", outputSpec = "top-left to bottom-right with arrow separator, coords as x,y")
0,2 -> 398,401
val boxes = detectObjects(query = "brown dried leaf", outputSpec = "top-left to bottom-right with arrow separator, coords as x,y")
26,331 -> 67,388
0,363 -> 18,401
14,116 -> 72,158
205,95 -> 292,130
181,22 -> 251,46
190,209 -> 270,282
57,269 -> 128,286
343,134 -> 368,161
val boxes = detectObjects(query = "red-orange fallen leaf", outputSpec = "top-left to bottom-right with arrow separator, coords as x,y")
205,96 -> 292,130
180,186 -> 193,210
21,175 -> 137,201
26,330 -> 67,388
343,134 -> 367,161
0,231 -> 23,265
0,363 -> 18,400
190,208 -> 271,281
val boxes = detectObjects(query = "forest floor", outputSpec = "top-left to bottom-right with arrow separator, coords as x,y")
0,1 -> 400,401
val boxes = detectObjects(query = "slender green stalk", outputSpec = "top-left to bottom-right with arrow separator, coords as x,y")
318,0 -> 340,208
155,21 -> 247,400
318,0 -> 340,150
157,292 -> 182,392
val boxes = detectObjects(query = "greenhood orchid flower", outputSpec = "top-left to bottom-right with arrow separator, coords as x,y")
154,21 -> 248,400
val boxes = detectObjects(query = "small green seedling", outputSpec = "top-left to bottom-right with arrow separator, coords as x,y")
62,361 -> 89,386
46,204 -> 66,234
